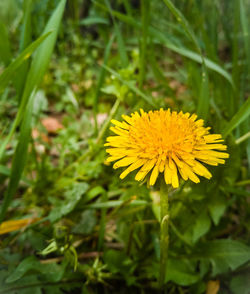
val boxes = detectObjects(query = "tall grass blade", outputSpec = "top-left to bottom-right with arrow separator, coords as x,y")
139,0 -> 150,89
95,2 -> 234,88
0,94 -> 35,222
104,0 -> 128,67
162,0 -> 210,119
239,0 -> 250,74
0,0 -> 66,221
197,65 -> 209,120
162,0 -> 201,54
0,32 -> 51,94
94,34 -> 114,133
222,98 -> 250,138
0,22 -> 12,65
0,32 -> 51,160
15,0 -> 33,98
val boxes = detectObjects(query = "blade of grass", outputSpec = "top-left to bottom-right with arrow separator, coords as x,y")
15,0 -> 33,99
239,0 -> 250,74
0,0 -> 66,161
97,191 -> 108,251
93,34 -> 114,133
94,1 -> 234,88
0,32 -> 51,94
0,22 -> 12,65
139,0 -> 150,89
222,97 -> 250,138
162,0 -> 201,54
162,0 -> 210,119
102,64 -> 157,108
0,32 -> 51,161
197,65 -> 210,120
0,0 -> 66,221
0,92 -> 35,222
104,0 -> 128,67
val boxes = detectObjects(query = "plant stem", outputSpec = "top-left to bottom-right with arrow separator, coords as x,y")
159,179 -> 169,288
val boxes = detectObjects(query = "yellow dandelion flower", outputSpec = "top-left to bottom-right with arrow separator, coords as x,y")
105,108 -> 229,188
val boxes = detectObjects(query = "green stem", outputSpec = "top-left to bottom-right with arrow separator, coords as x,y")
159,179 -> 169,288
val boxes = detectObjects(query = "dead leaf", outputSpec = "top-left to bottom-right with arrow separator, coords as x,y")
206,280 -> 220,294
0,218 -> 40,235
41,117 -> 63,134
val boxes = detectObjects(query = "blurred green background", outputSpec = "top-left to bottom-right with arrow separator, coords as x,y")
0,0 -> 249,293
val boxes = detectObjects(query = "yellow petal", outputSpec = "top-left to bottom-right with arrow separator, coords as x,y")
120,159 -> 147,179
164,160 -> 172,184
192,161 -> 212,179
113,157 -> 137,169
149,165 -> 159,186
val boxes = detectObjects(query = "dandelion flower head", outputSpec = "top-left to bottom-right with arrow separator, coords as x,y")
105,109 -> 229,188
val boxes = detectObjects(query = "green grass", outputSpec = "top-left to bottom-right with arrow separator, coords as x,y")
0,0 -> 249,293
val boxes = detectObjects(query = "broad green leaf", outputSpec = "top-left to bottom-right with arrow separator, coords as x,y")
7,256 -> 66,283
195,239 -> 250,275
222,98 -> 250,137
192,210 -> 211,243
2,275 -> 42,294
208,192 -> 227,226
6,256 -> 39,283
166,258 -> 200,286
72,210 -> 97,235
104,250 -> 134,276
49,182 -> 89,222
230,271 -> 250,294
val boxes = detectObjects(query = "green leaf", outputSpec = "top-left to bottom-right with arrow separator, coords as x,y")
222,97 -> 250,137
208,192 -> 227,226
6,256 -> 38,283
195,239 -> 250,275
166,258 -> 200,286
73,210 -> 97,235
49,182 -> 89,222
230,270 -> 250,294
6,256 -> 66,284
192,210 -> 211,243
104,250 -> 134,276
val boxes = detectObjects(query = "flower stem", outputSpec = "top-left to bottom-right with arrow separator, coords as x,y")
159,179 -> 169,288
